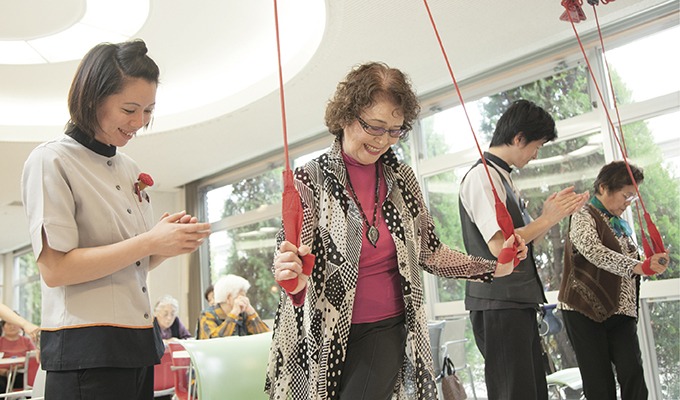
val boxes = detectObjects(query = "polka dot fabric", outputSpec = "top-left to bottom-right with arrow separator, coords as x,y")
266,140 -> 496,399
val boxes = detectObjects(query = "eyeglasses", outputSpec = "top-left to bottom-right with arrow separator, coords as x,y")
622,193 -> 639,203
356,115 -> 407,139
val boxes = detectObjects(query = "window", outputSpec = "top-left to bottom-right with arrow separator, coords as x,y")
202,149 -> 330,320
623,113 -> 680,280
424,166 -> 469,302
12,250 -> 41,325
606,26 -> 680,104
420,66 -> 593,160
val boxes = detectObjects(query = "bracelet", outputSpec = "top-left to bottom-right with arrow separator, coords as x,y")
640,258 -> 655,276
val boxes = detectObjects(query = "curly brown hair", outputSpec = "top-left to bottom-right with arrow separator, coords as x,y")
324,62 -> 420,140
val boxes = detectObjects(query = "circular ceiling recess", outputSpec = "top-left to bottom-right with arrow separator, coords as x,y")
0,0 -> 149,64
0,0 -> 84,39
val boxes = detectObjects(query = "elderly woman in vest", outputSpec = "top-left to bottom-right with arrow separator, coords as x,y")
558,161 -> 669,400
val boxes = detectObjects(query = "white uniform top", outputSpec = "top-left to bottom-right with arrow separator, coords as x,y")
22,134 -> 154,330
459,157 -> 531,242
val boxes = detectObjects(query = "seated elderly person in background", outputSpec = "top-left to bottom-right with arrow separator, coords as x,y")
0,310 -> 37,393
197,274 -> 270,339
153,295 -> 192,343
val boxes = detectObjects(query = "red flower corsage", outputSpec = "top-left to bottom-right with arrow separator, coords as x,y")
134,173 -> 154,202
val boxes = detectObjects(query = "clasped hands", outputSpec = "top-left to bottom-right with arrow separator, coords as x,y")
542,186 -> 590,223
150,211 -> 211,257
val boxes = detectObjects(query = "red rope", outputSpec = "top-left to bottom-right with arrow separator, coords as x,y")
563,6 -> 647,210
273,0 -> 291,172
563,1 -> 665,254
422,0 -> 509,231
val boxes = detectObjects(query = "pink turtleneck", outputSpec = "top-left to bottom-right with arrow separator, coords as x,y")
342,151 -> 404,324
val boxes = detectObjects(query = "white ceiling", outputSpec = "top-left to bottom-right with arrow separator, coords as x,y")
0,0 -> 674,253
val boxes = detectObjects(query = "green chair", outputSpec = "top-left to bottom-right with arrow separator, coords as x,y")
180,331 -> 273,400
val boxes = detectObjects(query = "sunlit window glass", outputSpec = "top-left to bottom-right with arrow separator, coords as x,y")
622,113 -> 679,280
606,26 -> 680,104
207,218 -> 280,319
12,252 -> 41,325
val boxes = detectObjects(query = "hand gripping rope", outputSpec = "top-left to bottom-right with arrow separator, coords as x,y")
272,0 -> 315,293
422,0 -> 521,267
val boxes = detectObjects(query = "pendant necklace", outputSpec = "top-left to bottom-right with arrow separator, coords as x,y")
346,163 -> 381,247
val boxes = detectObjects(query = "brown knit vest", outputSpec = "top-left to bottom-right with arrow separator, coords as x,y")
558,204 -> 623,322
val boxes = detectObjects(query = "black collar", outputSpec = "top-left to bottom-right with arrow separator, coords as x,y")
483,152 -> 512,173
69,128 -> 117,158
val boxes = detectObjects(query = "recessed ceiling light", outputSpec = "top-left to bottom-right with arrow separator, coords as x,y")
0,0 -> 149,65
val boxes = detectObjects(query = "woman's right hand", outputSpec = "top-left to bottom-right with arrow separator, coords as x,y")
274,241 -> 311,294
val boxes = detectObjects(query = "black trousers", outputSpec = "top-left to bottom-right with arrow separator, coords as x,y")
339,314 -> 406,400
45,366 -> 154,400
470,308 -> 548,400
562,311 -> 648,400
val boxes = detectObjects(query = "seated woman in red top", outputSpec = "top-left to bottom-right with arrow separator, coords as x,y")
0,311 -> 37,393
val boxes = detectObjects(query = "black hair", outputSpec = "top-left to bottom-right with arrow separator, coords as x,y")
593,161 -> 644,194
66,39 -> 160,139
490,99 -> 557,147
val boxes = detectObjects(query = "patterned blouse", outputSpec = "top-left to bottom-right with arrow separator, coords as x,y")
265,139 -> 497,400
559,205 -> 641,318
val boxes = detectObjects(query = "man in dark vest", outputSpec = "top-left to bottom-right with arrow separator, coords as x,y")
458,99 -> 589,400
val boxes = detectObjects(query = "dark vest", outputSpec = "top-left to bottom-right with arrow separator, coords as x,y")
460,158 -> 546,305
558,204 -> 626,322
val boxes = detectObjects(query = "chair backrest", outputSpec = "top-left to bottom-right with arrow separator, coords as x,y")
170,347 -> 192,400
153,346 -> 175,394
427,320 -> 445,377
30,367 -> 46,399
181,331 -> 273,400
23,350 -> 40,389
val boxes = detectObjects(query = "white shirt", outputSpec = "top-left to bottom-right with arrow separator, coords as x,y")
459,158 -> 528,242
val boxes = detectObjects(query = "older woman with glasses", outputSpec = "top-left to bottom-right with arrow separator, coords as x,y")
265,62 -> 527,400
153,295 -> 192,343
558,160 -> 669,400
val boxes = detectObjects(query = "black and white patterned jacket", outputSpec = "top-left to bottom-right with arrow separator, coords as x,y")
265,139 -> 496,400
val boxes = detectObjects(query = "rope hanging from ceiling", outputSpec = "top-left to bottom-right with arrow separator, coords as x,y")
272,0 -> 315,293
561,0 -> 667,263
422,0 -> 520,266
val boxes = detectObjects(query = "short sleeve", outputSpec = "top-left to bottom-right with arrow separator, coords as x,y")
459,165 -> 508,242
21,145 -> 79,257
